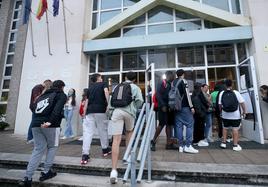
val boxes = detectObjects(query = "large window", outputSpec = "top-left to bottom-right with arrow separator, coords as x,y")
177,46 -> 205,67
0,0 -> 22,114
237,43 -> 247,62
123,51 -> 146,71
207,44 -> 235,65
98,52 -> 120,72
148,48 -> 175,69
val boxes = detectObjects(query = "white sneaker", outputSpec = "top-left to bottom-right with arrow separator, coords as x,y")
110,169 -> 118,184
184,145 -> 199,154
197,140 -> 209,147
60,136 -> 67,140
179,146 -> 184,153
220,142 -> 226,149
78,136 -> 83,141
233,144 -> 242,152
226,138 -> 233,143
70,135 -> 75,138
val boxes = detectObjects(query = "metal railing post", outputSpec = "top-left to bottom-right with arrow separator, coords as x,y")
147,115 -> 154,183
130,150 -> 136,187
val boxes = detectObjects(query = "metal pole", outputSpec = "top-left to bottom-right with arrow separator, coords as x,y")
130,150 -> 136,187
147,114 -> 154,183
45,11 -> 52,55
29,15 -> 36,57
62,0 -> 70,54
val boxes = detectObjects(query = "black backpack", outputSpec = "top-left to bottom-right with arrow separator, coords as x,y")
34,92 -> 57,116
111,82 -> 133,107
221,90 -> 239,112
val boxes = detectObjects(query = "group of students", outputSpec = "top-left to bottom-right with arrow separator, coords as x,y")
19,72 -> 143,186
19,68 -> 255,186
151,69 -> 247,154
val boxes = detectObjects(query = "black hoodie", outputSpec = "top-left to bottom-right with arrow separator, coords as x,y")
31,88 -> 67,128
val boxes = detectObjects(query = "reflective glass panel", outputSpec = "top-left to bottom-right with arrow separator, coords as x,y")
123,51 -> 146,70
6,55 -> 14,64
93,0 -> 98,11
176,10 -> 198,20
92,13 -> 98,29
124,0 -> 140,7
101,74 -> 120,93
15,1 -> 22,9
98,52 -> 120,72
3,80 -> 10,89
8,43 -> 16,53
106,29 -> 121,38
207,44 -> 235,65
204,20 -> 225,29
100,10 -> 121,25
101,0 -> 121,9
10,32 -> 17,41
148,6 -> 173,23
123,26 -> 145,37
126,14 -> 145,26
231,0 -> 241,14
149,48 -> 175,69
177,46 -> 204,67
208,67 -> 237,90
89,54 -> 96,73
5,67 -> 12,76
203,0 -> 229,11
237,43 -> 247,62
184,70 -> 206,92
1,92 -> 9,102
176,20 -> 201,32
148,23 -> 173,35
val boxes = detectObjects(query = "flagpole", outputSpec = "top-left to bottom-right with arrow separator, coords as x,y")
45,11 -> 52,55
62,0 -> 70,54
29,15 -> 37,57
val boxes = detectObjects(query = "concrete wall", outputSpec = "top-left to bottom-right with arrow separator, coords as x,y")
247,0 -> 268,139
14,0 -> 88,135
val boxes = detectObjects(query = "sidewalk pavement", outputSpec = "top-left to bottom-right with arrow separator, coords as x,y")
0,130 -> 268,165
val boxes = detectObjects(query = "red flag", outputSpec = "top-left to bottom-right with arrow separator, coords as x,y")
36,0 -> 48,20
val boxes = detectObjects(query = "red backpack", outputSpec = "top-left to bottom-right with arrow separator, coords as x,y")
152,80 -> 167,111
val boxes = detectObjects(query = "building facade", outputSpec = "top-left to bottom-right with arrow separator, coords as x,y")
0,0 -> 267,143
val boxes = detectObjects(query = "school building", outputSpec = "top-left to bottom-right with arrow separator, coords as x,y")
0,0 -> 267,143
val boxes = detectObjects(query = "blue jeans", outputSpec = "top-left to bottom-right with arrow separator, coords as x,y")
174,107 -> 194,147
205,113 -> 212,140
27,114 -> 34,141
64,109 -> 74,137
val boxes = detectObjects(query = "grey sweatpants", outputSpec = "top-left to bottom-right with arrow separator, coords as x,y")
26,127 -> 60,179
82,113 -> 109,155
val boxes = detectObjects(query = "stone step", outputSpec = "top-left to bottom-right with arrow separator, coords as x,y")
0,168 -> 259,187
0,153 -> 268,186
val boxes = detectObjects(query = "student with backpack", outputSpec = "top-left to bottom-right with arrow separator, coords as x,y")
218,79 -> 246,151
19,80 -> 67,187
109,71 -> 143,184
78,88 -> 88,141
151,71 -> 175,151
81,74 -> 111,164
172,69 -> 198,154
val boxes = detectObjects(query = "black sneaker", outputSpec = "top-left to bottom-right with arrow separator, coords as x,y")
39,169 -> 57,181
165,143 -> 179,150
18,177 -> 32,187
151,140 -> 156,152
80,154 -> 90,165
102,147 -> 112,157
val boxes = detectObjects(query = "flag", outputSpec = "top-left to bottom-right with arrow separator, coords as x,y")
36,0 -> 48,20
23,0 -> 32,24
53,0 -> 60,17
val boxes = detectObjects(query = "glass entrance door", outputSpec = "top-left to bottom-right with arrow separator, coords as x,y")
237,56 -> 264,144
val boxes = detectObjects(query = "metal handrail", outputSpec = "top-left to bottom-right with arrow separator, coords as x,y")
122,104 -> 155,185
123,104 -> 146,162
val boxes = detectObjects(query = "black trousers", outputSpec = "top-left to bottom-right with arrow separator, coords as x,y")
193,115 -> 206,143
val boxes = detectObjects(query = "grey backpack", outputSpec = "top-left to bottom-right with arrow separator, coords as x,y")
168,79 -> 184,111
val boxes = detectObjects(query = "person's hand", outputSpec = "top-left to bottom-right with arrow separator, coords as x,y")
41,122 -> 51,128
161,106 -> 167,113
191,108 -> 195,114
